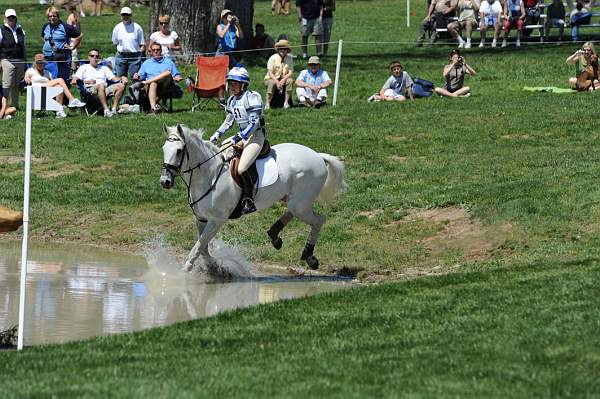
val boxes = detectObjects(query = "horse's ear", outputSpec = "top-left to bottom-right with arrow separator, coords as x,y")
176,124 -> 187,139
162,123 -> 169,138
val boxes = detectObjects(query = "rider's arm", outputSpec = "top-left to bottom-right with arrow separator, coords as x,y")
215,111 -> 235,137
239,110 -> 260,140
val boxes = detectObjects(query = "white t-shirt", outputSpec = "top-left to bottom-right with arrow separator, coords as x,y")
480,0 -> 503,17
25,67 -> 52,85
74,63 -> 116,87
112,21 -> 145,53
149,30 -> 179,58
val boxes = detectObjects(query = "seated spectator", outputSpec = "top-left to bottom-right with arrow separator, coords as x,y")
71,48 -> 127,117
523,0 -> 542,35
545,0 -> 566,41
0,89 -> 16,120
448,0 -> 479,48
416,0 -> 455,47
149,15 -> 180,61
264,39 -> 294,109
570,1 -> 592,42
295,56 -> 332,108
131,43 -> 182,113
368,60 -> 414,102
252,23 -> 276,59
502,0 -> 526,47
434,49 -> 476,97
479,0 -> 503,47
24,53 -> 86,118
566,41 -> 599,90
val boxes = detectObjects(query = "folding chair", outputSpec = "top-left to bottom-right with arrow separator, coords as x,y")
189,55 -> 229,112
75,79 -> 117,117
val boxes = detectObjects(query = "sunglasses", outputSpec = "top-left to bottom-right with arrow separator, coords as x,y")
121,13 -> 131,16
89,54 -> 101,58
7,16 -> 16,19
151,48 -> 162,53
48,15 -> 58,18
160,22 -> 169,25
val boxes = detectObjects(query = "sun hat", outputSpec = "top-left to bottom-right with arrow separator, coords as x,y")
5,9 -> 17,18
120,6 -> 132,15
274,39 -> 292,51
220,9 -> 232,19
308,56 -> 320,65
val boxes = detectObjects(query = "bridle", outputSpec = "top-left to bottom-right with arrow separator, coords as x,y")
162,135 -> 232,212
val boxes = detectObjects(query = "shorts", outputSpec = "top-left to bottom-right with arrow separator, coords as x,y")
86,83 -> 120,96
383,88 -> 405,98
300,16 -> 324,37
548,18 -> 565,27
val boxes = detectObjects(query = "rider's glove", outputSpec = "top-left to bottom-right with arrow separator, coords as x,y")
210,131 -> 221,143
231,134 -> 242,144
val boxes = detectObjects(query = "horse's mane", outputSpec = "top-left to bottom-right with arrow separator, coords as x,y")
184,127 -> 220,155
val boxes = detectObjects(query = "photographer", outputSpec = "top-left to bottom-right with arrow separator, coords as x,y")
217,9 -> 244,67
566,42 -> 600,90
434,48 -> 476,97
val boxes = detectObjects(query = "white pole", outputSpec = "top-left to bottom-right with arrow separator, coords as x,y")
332,39 -> 343,107
407,0 -> 411,27
18,87 -> 33,351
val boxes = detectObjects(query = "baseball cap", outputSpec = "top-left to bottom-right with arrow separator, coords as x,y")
5,9 -> 17,18
120,7 -> 132,15
308,56 -> 320,65
220,9 -> 232,19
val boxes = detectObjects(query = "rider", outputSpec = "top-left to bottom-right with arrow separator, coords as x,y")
210,66 -> 265,215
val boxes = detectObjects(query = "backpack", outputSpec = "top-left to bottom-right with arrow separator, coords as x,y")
412,77 -> 434,98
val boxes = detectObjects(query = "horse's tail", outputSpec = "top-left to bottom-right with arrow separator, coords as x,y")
317,153 -> 347,206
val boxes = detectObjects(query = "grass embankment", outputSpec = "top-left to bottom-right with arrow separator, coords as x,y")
1,260 -> 599,397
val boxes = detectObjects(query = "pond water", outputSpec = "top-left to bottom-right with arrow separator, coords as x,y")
0,240 -> 350,346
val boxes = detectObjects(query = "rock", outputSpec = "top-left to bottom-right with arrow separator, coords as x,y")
0,206 -> 23,233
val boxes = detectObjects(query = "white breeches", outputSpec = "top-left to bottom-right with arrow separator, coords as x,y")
238,129 -> 265,174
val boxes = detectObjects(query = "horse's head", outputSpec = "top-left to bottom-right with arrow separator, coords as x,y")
160,124 -> 187,189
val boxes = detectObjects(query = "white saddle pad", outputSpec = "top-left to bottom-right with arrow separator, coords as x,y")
256,151 -> 278,188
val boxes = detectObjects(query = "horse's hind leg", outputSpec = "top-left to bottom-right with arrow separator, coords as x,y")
267,211 -> 294,250
292,207 -> 325,270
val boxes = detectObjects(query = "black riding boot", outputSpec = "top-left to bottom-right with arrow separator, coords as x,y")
240,171 -> 257,214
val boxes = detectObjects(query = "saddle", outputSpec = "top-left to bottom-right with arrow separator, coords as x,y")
228,139 -> 271,220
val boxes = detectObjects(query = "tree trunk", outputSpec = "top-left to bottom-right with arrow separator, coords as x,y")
149,0 -> 254,61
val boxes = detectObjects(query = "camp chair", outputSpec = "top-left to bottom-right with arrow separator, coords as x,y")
189,55 -> 229,112
75,79 -> 117,117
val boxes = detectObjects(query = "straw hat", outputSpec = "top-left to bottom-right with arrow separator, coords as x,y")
308,56 -> 320,65
274,39 -> 292,51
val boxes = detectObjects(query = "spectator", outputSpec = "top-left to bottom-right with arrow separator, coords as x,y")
416,0 -> 455,47
112,7 -> 145,79
502,0 -> 526,47
264,39 -> 294,109
295,56 -> 332,108
252,23 -> 276,59
322,0 -> 335,56
72,48 -> 127,118
0,90 -> 16,120
447,0 -> 479,48
368,60 -> 414,102
272,0 -> 291,16
23,53 -> 86,118
91,0 -> 103,17
131,43 -> 182,113
434,49 -> 476,97
66,5 -> 83,74
296,0 -> 324,59
566,42 -> 598,89
149,15 -> 180,61
545,0 -> 566,41
216,9 -> 244,67
570,1 -> 591,42
42,6 -> 81,83
479,0 -> 503,47
0,9 -> 26,109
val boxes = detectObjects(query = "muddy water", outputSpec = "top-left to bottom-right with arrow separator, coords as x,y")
0,241 -> 350,346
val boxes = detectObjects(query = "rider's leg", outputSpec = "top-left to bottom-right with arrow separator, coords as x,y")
237,131 -> 264,214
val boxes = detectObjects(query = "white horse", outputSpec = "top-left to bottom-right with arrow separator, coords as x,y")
160,124 -> 346,275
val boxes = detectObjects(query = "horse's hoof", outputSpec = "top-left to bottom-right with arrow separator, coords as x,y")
271,237 -> 283,250
306,255 -> 319,270
182,262 -> 193,272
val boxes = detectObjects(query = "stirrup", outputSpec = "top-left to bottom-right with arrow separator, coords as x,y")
241,198 -> 256,214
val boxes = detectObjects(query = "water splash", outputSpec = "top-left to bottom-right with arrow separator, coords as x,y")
209,238 -> 256,279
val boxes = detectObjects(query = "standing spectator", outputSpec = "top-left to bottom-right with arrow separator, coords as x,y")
570,1 -> 591,42
91,1 -> 103,17
216,9 -> 243,67
322,0 -> 335,56
434,49 -> 476,97
368,61 -> 414,102
72,48 -> 128,118
295,56 -> 332,108
132,43 -> 182,113
479,0 -> 503,47
66,5 -> 83,74
296,0 -> 324,59
42,6 -> 81,83
149,15 -> 180,61
0,9 -> 26,109
112,7 -> 145,79
416,0 -> 455,47
545,0 -> 566,41
272,0 -> 291,16
23,53 -> 86,118
502,0 -> 526,47
264,39 -> 294,109
447,0 -> 479,48
252,23 -> 276,59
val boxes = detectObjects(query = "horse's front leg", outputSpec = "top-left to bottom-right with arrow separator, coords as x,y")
183,219 -> 207,271
184,219 -> 225,273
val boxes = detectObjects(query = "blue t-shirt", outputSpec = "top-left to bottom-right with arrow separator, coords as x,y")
138,57 -> 180,80
217,23 -> 238,52
297,68 -> 331,86
41,21 -> 79,56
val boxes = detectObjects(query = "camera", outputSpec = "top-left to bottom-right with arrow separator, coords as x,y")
456,56 -> 464,66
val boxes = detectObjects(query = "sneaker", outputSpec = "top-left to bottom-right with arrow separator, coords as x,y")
299,100 -> 309,108
3,115 -> 12,120
283,102 -> 290,109
103,109 -> 113,118
68,98 -> 86,108
314,99 -> 324,109
80,10 -> 85,17
56,109 -> 67,118
458,41 -> 465,48
501,39 -> 507,48
462,92 -> 471,97
516,39 -> 521,47
479,41 -> 485,48
264,102 -> 270,110
492,39 -> 497,47
465,39 -> 471,48
302,53 -> 308,59
130,104 -> 140,113
368,94 -> 376,103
